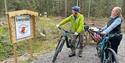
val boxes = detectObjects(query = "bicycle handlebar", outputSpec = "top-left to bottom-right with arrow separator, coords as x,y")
58,27 -> 74,34
88,27 -> 100,34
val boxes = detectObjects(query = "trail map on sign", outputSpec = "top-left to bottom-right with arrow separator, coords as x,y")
15,15 -> 32,40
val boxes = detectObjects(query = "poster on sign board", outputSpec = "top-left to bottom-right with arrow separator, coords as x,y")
14,15 -> 32,40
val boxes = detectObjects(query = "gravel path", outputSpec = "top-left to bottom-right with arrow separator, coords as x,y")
33,34 -> 125,63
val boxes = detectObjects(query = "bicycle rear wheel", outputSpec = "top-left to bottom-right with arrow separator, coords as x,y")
52,37 -> 65,63
101,48 -> 119,63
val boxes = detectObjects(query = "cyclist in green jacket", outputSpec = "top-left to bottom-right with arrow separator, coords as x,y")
56,6 -> 84,57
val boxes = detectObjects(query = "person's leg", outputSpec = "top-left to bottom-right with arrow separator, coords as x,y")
110,34 -> 122,62
110,34 -> 122,53
78,34 -> 84,57
69,35 -> 77,57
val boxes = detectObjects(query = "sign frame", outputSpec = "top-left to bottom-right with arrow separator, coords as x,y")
7,10 -> 38,43
7,10 -> 38,63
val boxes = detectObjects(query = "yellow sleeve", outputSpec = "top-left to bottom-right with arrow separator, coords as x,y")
76,15 -> 84,33
59,16 -> 71,26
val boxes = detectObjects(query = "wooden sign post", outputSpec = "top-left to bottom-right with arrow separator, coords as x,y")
7,10 -> 38,63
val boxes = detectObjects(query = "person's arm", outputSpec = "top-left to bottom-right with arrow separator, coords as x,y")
76,15 -> 84,33
102,17 -> 112,30
102,18 -> 122,34
59,16 -> 71,26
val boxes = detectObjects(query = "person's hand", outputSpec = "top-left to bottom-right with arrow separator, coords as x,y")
56,24 -> 60,28
100,32 -> 105,36
74,32 -> 78,35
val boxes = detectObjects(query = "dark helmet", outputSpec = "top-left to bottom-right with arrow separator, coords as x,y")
72,6 -> 80,12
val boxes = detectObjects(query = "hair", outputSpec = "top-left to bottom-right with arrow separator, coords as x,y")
113,7 -> 124,20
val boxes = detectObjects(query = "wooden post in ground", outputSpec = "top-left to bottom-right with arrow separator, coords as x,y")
28,38 -> 33,59
7,15 -> 18,63
13,43 -> 18,63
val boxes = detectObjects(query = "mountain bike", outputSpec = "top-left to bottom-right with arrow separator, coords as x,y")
88,27 -> 119,63
52,27 -> 85,63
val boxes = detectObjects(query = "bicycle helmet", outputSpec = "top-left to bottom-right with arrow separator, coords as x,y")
72,6 -> 80,12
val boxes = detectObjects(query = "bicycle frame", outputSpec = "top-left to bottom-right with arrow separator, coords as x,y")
58,27 -> 73,48
98,34 -> 110,51
58,27 -> 80,48
61,31 -> 71,48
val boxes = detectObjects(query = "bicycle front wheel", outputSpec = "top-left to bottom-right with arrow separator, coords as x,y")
101,48 -> 119,63
52,38 -> 65,63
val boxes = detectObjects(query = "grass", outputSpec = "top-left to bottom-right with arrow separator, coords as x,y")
33,16 -> 60,52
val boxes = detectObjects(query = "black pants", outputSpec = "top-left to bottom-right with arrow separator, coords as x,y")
109,34 -> 122,62
109,34 -> 122,53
